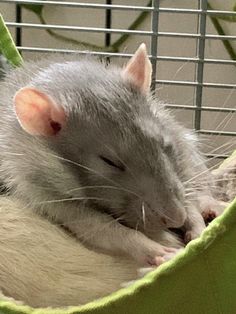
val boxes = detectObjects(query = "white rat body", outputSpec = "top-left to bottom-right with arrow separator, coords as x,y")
0,44 -> 216,266
0,196 -> 141,307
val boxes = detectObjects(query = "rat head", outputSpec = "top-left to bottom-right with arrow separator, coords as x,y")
13,44 -> 189,230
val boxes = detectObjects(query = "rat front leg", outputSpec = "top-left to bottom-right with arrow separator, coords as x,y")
123,232 -> 181,266
184,195 -> 229,243
184,205 -> 206,244
44,203 -> 180,266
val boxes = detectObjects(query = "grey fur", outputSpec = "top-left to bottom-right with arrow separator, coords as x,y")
0,53 -> 214,264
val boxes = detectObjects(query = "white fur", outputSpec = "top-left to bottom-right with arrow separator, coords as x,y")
0,196 -> 184,308
0,196 -> 139,308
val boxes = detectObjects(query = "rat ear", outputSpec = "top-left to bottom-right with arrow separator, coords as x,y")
13,87 -> 66,136
122,43 -> 152,93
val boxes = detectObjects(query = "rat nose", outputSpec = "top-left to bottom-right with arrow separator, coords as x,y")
160,210 -> 187,228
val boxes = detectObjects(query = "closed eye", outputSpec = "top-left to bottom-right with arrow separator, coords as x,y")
99,156 -> 125,171
164,143 -> 173,154
162,139 -> 174,155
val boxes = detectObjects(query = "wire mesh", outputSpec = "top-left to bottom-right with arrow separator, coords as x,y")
0,0 -> 235,161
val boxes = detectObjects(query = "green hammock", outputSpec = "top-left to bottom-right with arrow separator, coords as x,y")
0,14 -> 235,314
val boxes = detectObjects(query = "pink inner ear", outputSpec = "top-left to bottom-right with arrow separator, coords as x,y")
126,51 -> 146,87
14,87 -> 66,136
122,43 -> 152,94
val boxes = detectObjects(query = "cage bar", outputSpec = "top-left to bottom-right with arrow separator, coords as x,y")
0,0 -> 235,160
194,0 -> 207,130
1,1 -> 236,17
5,23 -> 236,41
150,0 -> 159,90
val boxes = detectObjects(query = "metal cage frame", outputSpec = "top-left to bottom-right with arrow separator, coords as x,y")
1,0 -> 236,160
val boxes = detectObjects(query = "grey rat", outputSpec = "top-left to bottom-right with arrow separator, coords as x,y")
0,43 -> 216,265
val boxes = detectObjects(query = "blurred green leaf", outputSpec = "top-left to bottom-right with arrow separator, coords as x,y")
21,4 -> 44,16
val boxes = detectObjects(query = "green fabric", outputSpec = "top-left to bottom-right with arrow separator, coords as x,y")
0,14 -> 236,314
219,149 -> 236,169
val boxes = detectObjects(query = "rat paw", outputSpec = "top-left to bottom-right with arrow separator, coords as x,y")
200,197 -> 228,218
184,229 -> 202,244
121,248 -> 183,289
129,233 -> 182,266
202,209 -> 217,224
145,246 -> 181,266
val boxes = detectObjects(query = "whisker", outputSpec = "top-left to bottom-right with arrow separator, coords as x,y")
208,177 -> 236,183
46,152 -> 145,200
207,87 -> 235,140
184,198 -> 200,203
3,152 -> 24,156
54,212 -> 124,227
37,196 -> 116,205
207,139 -> 236,155
141,202 -> 146,229
185,192 -> 197,197
61,216 -> 124,244
185,158 -> 227,185
46,152 -> 124,189
192,146 -> 235,170
67,184 -> 141,199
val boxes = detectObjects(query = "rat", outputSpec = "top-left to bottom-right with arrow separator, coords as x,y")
0,43 -> 218,266
0,195 -> 141,307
